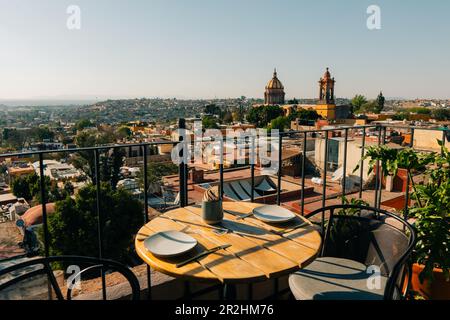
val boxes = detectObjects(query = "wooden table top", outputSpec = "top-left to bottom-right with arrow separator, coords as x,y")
135,201 -> 322,284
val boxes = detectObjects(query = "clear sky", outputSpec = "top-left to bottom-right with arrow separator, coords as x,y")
0,0 -> 449,101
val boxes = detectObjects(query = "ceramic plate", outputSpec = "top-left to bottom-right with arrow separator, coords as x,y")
252,205 -> 296,223
144,230 -> 197,257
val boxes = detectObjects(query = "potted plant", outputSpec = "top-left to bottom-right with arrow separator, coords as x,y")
355,141 -> 450,299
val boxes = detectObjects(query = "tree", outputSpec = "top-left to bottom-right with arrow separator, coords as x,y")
359,100 -> 379,114
41,183 -> 143,264
71,129 -> 124,188
287,98 -> 299,104
376,91 -> 385,114
11,173 -> 65,203
432,108 -> 450,121
203,104 -> 221,116
269,116 -> 290,132
246,105 -> 283,128
138,162 -> 178,186
75,119 -> 94,131
221,111 -> 233,124
117,126 -> 132,139
2,128 -> 26,149
202,116 -> 219,129
30,126 -> 55,141
11,175 -> 33,200
351,95 -> 368,113
288,108 -> 321,122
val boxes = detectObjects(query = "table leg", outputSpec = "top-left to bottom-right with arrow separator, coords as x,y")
223,284 -> 237,300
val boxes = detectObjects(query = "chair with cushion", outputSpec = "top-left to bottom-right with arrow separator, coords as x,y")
0,255 -> 140,300
289,205 -> 415,300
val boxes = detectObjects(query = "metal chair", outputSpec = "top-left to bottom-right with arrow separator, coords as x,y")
0,255 -> 140,300
289,205 -> 415,300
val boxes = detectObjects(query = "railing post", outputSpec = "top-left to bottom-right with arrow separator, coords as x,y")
184,140 -> 189,206
38,153 -> 50,258
250,134 -> 255,202
301,132 -> 307,216
94,149 -> 107,300
219,139 -> 224,200
342,128 -> 349,203
359,127 -> 366,199
178,118 -> 186,207
374,125 -> 382,208
142,144 -> 151,300
403,128 -> 415,221
277,134 -> 282,206
322,132 -> 329,209
377,126 -> 387,208
39,153 -> 53,300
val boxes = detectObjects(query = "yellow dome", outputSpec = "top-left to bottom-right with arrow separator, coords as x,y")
266,69 -> 284,90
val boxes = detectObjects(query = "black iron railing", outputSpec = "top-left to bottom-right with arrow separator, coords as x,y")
0,121 -> 448,300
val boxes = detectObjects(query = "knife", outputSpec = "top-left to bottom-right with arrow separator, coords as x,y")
271,222 -> 309,235
236,212 -> 253,220
176,244 -> 231,268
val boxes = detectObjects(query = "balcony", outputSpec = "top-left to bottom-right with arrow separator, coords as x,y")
0,123 -> 449,300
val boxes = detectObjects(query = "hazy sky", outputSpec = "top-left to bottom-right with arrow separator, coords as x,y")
0,0 -> 449,101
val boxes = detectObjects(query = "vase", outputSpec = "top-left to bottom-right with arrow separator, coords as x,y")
201,200 -> 223,224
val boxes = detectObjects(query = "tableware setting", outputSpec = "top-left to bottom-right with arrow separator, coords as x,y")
251,205 -> 296,223
144,230 -> 198,258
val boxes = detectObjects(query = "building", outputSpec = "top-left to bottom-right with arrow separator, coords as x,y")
315,67 -> 336,120
264,69 -> 285,105
31,160 -> 81,181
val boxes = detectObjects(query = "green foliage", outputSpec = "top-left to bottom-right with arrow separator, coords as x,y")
269,116 -> 290,132
288,108 -> 321,122
30,126 -> 55,141
138,162 -> 178,187
2,128 -> 26,149
41,183 -> 143,264
202,116 -> 219,129
76,119 -> 94,131
117,126 -> 132,138
203,104 -> 221,116
221,111 -> 233,124
351,95 -> 368,113
11,173 -> 67,203
376,92 -> 385,113
71,130 -> 124,187
11,175 -> 35,200
432,108 -> 450,121
354,142 -> 450,283
246,105 -> 283,128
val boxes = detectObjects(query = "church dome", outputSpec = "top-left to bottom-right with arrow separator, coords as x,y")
266,69 -> 284,90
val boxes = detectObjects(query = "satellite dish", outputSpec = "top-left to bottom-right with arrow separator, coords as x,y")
16,219 -> 25,228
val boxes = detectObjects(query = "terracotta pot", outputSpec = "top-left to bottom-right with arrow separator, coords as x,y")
411,263 -> 450,300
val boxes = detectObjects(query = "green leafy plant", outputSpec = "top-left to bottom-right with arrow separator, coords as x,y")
354,140 -> 450,283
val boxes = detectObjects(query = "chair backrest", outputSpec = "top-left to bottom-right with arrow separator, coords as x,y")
307,204 -> 416,300
0,255 -> 140,300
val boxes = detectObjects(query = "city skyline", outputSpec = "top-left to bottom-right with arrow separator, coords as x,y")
1,0 -> 450,101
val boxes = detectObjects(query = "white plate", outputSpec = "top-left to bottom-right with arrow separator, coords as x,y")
144,230 -> 198,258
252,205 -> 296,223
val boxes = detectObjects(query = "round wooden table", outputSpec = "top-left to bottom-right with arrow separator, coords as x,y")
135,201 -> 322,299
